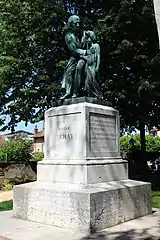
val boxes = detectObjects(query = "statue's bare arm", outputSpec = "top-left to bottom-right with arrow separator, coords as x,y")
65,33 -> 86,56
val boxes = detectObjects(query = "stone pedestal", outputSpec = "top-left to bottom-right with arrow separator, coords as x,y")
13,101 -> 152,235
37,102 -> 127,184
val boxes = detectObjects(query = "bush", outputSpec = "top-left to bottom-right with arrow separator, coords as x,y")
152,191 -> 160,208
0,139 -> 32,163
31,152 -> 44,162
1,179 -> 13,191
120,134 -> 141,154
120,134 -> 160,155
146,135 -> 160,153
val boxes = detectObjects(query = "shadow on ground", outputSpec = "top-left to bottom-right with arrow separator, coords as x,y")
81,228 -> 160,240
81,213 -> 160,240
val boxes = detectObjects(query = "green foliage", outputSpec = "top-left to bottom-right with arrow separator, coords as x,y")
0,139 -> 32,163
0,200 -> 13,211
120,135 -> 141,153
31,152 -> 44,162
146,135 -> 160,153
0,0 -> 67,130
152,191 -> 160,208
0,0 -> 159,134
120,134 -> 160,154
1,179 -> 13,191
95,0 -> 160,135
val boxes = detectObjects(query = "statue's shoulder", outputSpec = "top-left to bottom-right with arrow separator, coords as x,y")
85,31 -> 97,43
65,32 -> 75,43
65,32 -> 72,40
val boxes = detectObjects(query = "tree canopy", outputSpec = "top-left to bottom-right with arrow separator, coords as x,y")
0,0 -> 159,134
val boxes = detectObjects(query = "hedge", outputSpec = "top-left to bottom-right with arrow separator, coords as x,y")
0,139 -> 32,163
31,152 -> 44,162
120,134 -> 160,154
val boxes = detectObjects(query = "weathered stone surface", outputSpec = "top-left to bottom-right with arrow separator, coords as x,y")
13,180 -> 152,234
44,102 -> 121,161
37,102 -> 126,184
37,160 -> 128,184
13,102 -> 152,235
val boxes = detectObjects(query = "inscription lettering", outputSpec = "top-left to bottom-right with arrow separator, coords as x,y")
58,125 -> 73,141
89,114 -> 117,152
59,126 -> 70,131
59,133 -> 73,140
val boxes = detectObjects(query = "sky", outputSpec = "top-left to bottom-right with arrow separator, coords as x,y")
14,120 -> 44,134
1,118 -> 44,135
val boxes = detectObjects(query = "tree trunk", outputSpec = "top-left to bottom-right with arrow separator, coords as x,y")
139,119 -> 148,177
139,119 -> 146,154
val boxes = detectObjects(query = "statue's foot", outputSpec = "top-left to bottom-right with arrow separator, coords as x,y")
72,92 -> 81,98
60,93 -> 70,100
72,93 -> 81,98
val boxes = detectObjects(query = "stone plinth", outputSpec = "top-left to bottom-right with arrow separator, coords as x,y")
13,180 -> 152,234
37,102 -> 127,184
37,160 -> 128,184
13,100 -> 152,235
44,102 -> 121,162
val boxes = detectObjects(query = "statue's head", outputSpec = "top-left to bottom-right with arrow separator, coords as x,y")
68,15 -> 81,32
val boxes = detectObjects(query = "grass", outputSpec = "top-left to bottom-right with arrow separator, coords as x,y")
152,191 -> 160,208
0,200 -> 13,212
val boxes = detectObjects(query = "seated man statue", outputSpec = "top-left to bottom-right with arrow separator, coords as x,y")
61,15 -> 103,100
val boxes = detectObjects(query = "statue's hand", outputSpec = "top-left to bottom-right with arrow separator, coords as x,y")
86,46 -> 96,56
86,49 -> 92,55
80,55 -> 87,61
90,46 -> 96,54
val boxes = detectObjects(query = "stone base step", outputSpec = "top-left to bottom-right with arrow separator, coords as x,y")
13,179 -> 152,235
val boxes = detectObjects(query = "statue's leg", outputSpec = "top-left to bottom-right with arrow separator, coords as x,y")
72,59 -> 85,97
60,57 -> 76,100
85,65 -> 103,99
84,63 -> 95,97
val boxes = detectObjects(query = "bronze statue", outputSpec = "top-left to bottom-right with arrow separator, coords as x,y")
61,15 -> 103,100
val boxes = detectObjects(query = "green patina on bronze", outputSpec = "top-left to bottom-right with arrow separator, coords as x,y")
61,15 -> 103,100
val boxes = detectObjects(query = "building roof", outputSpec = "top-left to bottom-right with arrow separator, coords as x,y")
34,130 -> 44,138
4,130 -> 33,137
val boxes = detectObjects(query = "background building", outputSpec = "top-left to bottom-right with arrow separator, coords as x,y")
33,126 -> 44,153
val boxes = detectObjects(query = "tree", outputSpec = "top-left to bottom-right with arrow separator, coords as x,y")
0,0 -> 160,172
0,0 -> 104,130
0,0 -> 69,131
95,0 -> 160,169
